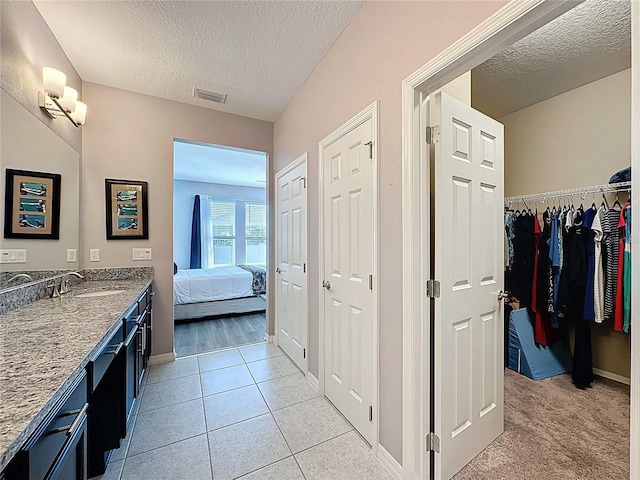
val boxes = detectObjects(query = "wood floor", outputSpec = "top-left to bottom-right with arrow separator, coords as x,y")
174,312 -> 266,357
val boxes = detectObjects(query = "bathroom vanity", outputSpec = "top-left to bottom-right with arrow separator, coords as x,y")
0,274 -> 153,480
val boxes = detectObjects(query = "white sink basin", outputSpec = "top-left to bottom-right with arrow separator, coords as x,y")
75,290 -> 123,298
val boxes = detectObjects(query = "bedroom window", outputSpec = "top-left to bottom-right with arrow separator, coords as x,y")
211,201 -> 236,267
245,203 -> 267,265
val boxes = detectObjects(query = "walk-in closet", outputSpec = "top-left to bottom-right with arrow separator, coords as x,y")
454,0 -> 631,477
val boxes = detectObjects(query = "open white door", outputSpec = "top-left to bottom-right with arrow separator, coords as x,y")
431,92 -> 504,479
275,157 -> 308,372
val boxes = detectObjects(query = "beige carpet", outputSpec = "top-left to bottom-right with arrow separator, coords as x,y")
454,369 -> 629,480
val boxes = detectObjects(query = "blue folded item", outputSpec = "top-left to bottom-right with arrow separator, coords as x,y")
609,166 -> 631,184
508,309 -> 572,380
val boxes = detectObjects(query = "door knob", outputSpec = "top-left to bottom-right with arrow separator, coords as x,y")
495,289 -> 510,300
276,267 -> 281,274
322,280 -> 331,290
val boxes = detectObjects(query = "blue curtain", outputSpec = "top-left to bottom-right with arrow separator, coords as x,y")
190,195 -> 201,269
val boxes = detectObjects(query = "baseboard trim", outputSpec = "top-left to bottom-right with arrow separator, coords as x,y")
593,368 -> 631,385
307,371 -> 320,393
148,351 -> 176,366
267,335 -> 276,344
376,444 -> 402,480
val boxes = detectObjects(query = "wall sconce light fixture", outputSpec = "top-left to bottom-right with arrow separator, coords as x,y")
38,67 -> 87,127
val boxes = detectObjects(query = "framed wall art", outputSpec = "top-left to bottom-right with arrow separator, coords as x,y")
3,168 -> 61,239
105,178 -> 149,240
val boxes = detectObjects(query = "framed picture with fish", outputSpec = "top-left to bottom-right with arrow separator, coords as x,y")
3,168 -> 61,239
105,178 -> 149,240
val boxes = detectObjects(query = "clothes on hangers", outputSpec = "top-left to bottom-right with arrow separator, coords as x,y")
504,188 -> 631,389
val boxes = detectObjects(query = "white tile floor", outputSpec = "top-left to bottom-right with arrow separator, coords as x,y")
97,343 -> 393,480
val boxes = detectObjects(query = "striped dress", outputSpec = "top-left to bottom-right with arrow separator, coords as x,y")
602,208 -> 620,320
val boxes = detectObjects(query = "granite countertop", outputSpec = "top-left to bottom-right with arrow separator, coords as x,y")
0,276 -> 153,472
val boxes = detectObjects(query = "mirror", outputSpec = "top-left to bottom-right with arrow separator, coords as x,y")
0,89 -> 80,290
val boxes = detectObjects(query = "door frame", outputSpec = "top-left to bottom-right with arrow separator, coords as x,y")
318,101 -> 380,451
401,0 -> 640,478
274,152 -> 309,375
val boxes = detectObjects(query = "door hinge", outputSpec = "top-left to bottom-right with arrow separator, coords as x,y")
303,263 -> 306,273
369,274 -> 373,290
426,125 -> 440,145
365,141 -> 373,159
426,279 -> 441,298
369,405 -> 373,422
300,176 -> 306,188
426,432 -> 440,453
303,348 -> 306,359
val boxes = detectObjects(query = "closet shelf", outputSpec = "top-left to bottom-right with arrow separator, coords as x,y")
505,181 -> 631,207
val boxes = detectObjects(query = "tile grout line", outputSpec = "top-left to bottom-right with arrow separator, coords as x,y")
244,346 -> 304,478
198,355 -> 217,480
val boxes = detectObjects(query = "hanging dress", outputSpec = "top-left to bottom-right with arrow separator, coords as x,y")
603,207 -> 621,320
532,211 -> 556,346
591,206 -> 605,323
568,209 -> 593,389
623,204 -> 632,333
582,206 -> 596,322
512,213 -> 535,308
614,203 -> 630,332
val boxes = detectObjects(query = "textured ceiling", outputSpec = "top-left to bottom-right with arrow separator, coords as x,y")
33,0 -> 364,122
472,0 -> 631,119
174,141 -> 266,187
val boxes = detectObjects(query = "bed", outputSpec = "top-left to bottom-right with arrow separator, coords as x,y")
173,266 -> 266,321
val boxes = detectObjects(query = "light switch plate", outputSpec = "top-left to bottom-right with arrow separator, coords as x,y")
0,249 -> 27,264
67,249 -> 77,262
89,249 -> 100,262
132,248 -> 152,261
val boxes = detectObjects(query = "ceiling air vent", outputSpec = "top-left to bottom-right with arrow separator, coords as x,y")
193,87 -> 227,104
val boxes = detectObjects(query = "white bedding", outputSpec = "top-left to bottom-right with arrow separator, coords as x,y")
173,267 -> 254,305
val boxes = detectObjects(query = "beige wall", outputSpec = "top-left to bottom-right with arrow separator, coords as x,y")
273,0 -> 507,462
81,82 -> 273,357
1,0 -> 82,152
501,69 -> 631,196
499,69 -> 632,378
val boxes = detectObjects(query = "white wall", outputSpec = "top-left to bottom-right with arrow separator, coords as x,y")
173,179 -> 266,269
499,69 -> 631,378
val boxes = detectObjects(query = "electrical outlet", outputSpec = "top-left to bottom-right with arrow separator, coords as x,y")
132,248 -> 152,260
67,249 -> 77,262
89,249 -> 100,262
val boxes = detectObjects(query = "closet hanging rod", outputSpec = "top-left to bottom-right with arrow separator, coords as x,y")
504,181 -> 631,206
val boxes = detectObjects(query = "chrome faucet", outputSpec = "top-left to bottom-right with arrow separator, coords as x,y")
6,273 -> 34,284
60,271 -> 84,294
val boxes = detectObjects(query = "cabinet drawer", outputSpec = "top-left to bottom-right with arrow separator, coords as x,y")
88,324 -> 124,392
45,412 -> 87,480
19,372 -> 88,480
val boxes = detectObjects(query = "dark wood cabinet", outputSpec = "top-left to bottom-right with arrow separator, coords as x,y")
3,284 -> 154,480
5,373 -> 88,480
89,285 -> 153,476
86,325 -> 124,478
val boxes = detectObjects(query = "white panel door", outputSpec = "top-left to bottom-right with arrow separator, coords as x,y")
322,118 -> 375,444
432,92 -> 504,479
276,160 -> 307,372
